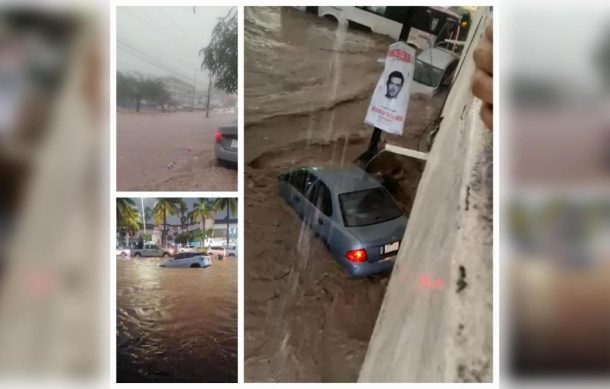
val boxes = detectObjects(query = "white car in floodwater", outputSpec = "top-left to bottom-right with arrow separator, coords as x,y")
208,246 -> 237,260
159,252 -> 212,268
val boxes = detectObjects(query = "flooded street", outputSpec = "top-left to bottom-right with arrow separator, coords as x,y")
117,111 -> 237,191
244,7 -> 446,382
117,257 -> 237,383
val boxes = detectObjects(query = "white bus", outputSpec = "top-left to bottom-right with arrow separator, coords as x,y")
297,6 -> 471,52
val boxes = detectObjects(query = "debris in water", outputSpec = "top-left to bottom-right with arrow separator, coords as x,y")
457,265 -> 468,293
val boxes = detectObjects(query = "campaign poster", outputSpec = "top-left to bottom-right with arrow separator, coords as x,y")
364,41 -> 415,135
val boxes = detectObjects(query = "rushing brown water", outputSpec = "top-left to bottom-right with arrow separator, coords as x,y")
244,7 -> 445,382
117,257 -> 237,383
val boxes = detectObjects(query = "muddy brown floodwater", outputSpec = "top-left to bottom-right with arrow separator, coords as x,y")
117,111 -> 237,191
117,258 -> 237,383
245,7 -> 446,382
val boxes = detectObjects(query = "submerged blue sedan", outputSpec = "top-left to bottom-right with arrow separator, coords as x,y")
278,166 -> 408,277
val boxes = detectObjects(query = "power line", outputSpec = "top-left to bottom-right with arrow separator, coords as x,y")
117,39 -> 191,79
120,7 -> 200,62
117,41 -> 194,84
153,7 -> 204,48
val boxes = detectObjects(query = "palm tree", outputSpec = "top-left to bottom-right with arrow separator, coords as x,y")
117,198 -> 141,245
151,198 -> 180,247
188,198 -> 216,246
213,198 -> 237,248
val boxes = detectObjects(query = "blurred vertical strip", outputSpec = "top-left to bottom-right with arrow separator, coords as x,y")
0,0 -> 107,384
503,0 -> 610,385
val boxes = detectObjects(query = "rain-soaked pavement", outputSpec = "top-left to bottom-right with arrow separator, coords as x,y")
117,111 -> 237,191
117,257 -> 237,383
244,7 -> 447,382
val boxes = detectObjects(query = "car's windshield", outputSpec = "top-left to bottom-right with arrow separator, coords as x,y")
413,59 -> 444,87
339,187 -> 402,227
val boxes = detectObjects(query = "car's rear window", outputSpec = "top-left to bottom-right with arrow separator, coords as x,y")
414,59 -> 444,87
339,187 -> 402,227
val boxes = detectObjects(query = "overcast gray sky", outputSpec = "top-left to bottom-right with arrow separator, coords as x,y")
117,6 -> 232,90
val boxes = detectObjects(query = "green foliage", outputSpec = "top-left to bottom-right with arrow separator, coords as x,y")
200,8 -> 237,94
116,72 -> 171,111
152,198 -> 181,246
117,198 -> 141,234
213,198 -> 237,217
213,198 -> 237,247
175,231 -> 194,245
188,198 -> 217,235
190,227 -> 214,245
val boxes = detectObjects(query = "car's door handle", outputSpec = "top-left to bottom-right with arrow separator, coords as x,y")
318,219 -> 324,225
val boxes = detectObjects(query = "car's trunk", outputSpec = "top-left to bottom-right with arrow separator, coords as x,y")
346,216 -> 407,262
219,125 -> 237,150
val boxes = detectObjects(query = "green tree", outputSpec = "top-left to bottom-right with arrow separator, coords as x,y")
200,8 -> 237,94
152,198 -> 180,247
189,199 -> 217,246
213,198 -> 237,248
175,231 -> 194,245
117,198 -> 141,245
191,228 -> 214,246
116,72 -> 171,112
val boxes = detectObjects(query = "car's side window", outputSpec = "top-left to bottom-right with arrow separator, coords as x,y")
303,172 -> 316,196
308,181 -> 333,217
288,171 -> 305,192
289,170 -> 316,196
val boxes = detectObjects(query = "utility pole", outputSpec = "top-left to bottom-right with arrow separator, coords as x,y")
191,68 -> 197,109
205,72 -> 212,118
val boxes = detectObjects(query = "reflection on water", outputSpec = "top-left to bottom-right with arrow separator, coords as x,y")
117,257 -> 237,383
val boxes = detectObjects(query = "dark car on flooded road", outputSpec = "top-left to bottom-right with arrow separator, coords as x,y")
278,166 -> 408,277
215,122 -> 237,166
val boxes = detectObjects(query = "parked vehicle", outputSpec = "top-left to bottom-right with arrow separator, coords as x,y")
207,237 -> 237,247
411,46 -> 460,96
130,243 -> 173,258
225,246 -> 237,258
178,244 -> 198,253
297,6 -> 469,50
160,252 -> 212,268
207,246 -> 224,260
214,121 -> 237,166
116,247 -> 130,257
278,166 -> 407,277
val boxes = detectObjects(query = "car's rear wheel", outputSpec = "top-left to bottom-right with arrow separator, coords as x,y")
133,252 -> 141,257
163,252 -> 170,258
190,263 -> 201,268
217,255 -> 223,261
228,254 -> 236,258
